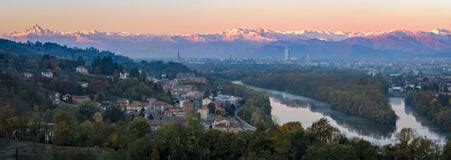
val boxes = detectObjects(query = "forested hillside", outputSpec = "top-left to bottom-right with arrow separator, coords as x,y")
0,39 -> 137,66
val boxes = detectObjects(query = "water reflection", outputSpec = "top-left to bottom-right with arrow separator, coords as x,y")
233,81 -> 449,145
390,98 -> 448,145
269,92 -> 394,138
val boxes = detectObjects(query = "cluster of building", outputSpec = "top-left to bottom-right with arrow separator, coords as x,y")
156,72 -> 248,132
45,66 -> 252,133
388,73 -> 451,96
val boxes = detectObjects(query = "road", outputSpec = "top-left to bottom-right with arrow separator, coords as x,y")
234,106 -> 256,131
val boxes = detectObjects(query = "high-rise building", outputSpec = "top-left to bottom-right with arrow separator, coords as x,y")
284,48 -> 290,61
177,50 -> 181,62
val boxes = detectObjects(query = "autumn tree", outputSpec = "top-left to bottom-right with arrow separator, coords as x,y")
130,117 -> 150,138
393,128 -> 440,159
303,143 -> 358,160
129,138 -> 152,160
306,118 -> 340,144
0,103 -> 17,138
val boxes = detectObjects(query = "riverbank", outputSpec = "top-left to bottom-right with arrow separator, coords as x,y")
241,71 -> 397,125
219,80 -> 274,127
234,81 -> 449,146
405,92 -> 451,132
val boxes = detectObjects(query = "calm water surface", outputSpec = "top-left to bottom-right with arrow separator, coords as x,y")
233,81 -> 449,145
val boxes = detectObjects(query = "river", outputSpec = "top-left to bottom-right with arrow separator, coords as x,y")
232,81 -> 449,146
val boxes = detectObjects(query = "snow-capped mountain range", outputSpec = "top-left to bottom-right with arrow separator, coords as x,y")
1,25 -> 450,58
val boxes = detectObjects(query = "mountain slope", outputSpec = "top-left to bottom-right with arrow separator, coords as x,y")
2,25 -> 450,59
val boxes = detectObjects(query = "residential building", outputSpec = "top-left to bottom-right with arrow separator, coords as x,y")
202,98 -> 212,106
76,66 -> 89,74
41,71 -> 53,78
117,98 -> 130,108
80,82 -> 89,88
23,72 -> 33,79
72,95 -> 91,104
197,106 -> 209,120
119,72 -> 129,79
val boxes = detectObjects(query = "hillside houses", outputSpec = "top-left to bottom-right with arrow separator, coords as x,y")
75,66 -> 89,74
41,71 -> 53,78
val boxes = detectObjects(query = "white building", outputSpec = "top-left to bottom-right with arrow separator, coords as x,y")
76,66 -> 89,74
197,106 -> 209,120
23,72 -> 33,79
179,100 -> 185,108
202,98 -> 212,106
80,82 -> 89,88
119,72 -> 129,79
41,71 -> 53,78
284,48 -> 290,61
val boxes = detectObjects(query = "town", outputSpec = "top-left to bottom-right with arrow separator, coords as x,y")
25,64 -> 256,141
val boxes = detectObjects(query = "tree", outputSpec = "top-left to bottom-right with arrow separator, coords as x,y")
75,121 -> 95,146
393,128 -> 415,159
129,138 -> 152,160
52,121 -> 71,145
91,56 -> 123,75
280,121 -> 304,136
76,56 -> 85,66
130,117 -> 150,138
28,113 -> 44,142
129,68 -> 140,78
251,108 -> 265,126
155,123 -> 186,159
93,112 -> 103,123
306,118 -> 339,143
0,104 -> 17,138
443,141 -> 451,160
224,103 -> 235,116
202,129 -> 234,159
272,122 -> 307,158
273,136 -> 293,158
151,144 -> 160,160
103,106 -> 125,123
52,108 -> 78,145
397,128 -> 415,147
109,121 -> 128,150
184,116 -> 204,158
351,139 -> 380,160
303,144 -> 358,160
53,108 -> 78,126
410,137 -> 439,159
394,128 -> 440,160
437,94 -> 449,107
76,102 -> 99,122
92,121 -> 109,147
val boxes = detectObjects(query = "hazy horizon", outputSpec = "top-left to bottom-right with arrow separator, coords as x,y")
1,0 -> 450,34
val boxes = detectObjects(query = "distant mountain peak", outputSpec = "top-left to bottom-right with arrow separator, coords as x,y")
30,24 -> 44,30
13,24 -> 55,36
7,24 -> 449,42
2,25 -> 450,58
75,30 -> 100,35
431,29 -> 450,35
